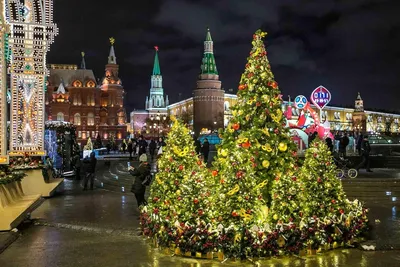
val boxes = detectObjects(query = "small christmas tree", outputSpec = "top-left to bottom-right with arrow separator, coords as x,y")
84,137 -> 93,151
299,138 -> 369,248
94,134 -> 103,149
141,117 -> 211,249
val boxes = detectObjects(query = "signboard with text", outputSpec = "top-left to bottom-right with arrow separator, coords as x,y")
310,85 -> 331,109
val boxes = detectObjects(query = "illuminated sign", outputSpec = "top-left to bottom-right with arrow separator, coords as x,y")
310,85 -> 331,109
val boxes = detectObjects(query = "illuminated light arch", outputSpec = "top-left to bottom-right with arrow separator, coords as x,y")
6,0 -> 59,156
0,1 -> 9,163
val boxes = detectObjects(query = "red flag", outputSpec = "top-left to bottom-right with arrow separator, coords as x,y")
154,46 -> 159,51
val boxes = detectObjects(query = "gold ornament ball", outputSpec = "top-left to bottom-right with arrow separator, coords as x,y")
273,214 -> 278,220
262,160 -> 270,168
176,190 -> 181,196
278,142 -> 287,152
220,149 -> 228,157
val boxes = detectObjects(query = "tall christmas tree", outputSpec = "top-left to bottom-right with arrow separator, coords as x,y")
141,117 -> 212,249
216,30 -> 301,217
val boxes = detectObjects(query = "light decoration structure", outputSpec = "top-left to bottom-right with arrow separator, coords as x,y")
4,0 -> 58,156
0,0 -> 9,163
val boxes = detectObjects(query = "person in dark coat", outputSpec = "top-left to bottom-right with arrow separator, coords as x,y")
194,137 -> 201,155
129,154 -> 151,208
201,138 -> 210,164
138,136 -> 148,156
149,139 -> 157,161
325,137 -> 334,153
83,152 -> 97,190
338,132 -> 349,158
72,154 -> 81,180
127,140 -> 133,160
156,137 -> 166,158
356,135 -> 372,172
356,133 -> 364,156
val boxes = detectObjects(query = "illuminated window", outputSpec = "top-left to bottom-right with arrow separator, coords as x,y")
346,113 -> 352,120
74,113 -> 81,125
86,80 -> 95,87
367,115 -> 372,122
334,112 -> 340,120
87,112 -> 94,126
73,80 -> 82,87
78,131 -> 82,138
118,111 -> 125,125
86,94 -> 95,106
56,112 -> 64,121
378,117 -> 382,123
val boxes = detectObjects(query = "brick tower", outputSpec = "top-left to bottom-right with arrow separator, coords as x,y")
193,28 -> 224,135
352,92 -> 366,132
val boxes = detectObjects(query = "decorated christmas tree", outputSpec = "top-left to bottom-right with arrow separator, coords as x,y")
298,138 -> 369,248
94,134 -> 103,149
141,117 -> 212,250
216,30 -> 301,219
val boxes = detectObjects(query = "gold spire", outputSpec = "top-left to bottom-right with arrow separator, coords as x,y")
109,37 -> 115,45
81,51 -> 85,57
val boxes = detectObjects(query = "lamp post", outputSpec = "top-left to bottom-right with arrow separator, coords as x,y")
151,111 -> 166,138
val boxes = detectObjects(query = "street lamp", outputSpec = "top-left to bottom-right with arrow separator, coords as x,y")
151,111 -> 166,138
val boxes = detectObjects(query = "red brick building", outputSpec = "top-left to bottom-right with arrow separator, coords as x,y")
45,42 -> 127,147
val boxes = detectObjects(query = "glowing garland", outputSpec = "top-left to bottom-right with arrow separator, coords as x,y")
5,0 -> 58,156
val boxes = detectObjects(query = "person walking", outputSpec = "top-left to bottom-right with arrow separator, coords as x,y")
129,154 -> 151,208
201,138 -> 210,164
83,152 -> 97,190
156,137 -> 166,158
138,136 -> 148,156
73,154 -> 81,180
149,139 -> 157,161
356,135 -> 372,172
356,133 -> 364,156
338,132 -> 349,158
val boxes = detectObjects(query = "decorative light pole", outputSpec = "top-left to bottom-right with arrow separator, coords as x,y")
5,0 -> 58,156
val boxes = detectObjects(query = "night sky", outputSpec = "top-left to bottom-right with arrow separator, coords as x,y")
48,0 -> 400,112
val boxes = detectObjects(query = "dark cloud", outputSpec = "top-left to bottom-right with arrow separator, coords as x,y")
48,0 -> 400,112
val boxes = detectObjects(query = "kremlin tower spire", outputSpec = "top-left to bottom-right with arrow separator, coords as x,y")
193,28 -> 224,135
80,51 -> 86,69
108,37 -> 117,64
146,46 -> 168,111
200,28 -> 218,75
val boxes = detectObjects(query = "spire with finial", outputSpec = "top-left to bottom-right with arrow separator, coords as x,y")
108,37 -> 117,64
152,46 -> 161,75
80,51 -> 86,69
355,92 -> 364,112
356,92 -> 362,100
200,27 -> 218,75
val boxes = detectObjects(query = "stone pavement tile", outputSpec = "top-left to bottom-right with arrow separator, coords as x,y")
1,226 -> 400,267
31,180 -> 140,231
0,232 -> 19,254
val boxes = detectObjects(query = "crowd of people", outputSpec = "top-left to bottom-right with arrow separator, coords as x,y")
310,131 -> 372,173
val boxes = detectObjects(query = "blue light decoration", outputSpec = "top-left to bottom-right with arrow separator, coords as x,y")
44,128 -> 62,170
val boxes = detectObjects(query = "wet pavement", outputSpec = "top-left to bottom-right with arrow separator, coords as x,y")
0,160 -> 400,266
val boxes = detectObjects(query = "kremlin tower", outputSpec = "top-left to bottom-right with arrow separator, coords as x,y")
193,28 -> 224,135
145,46 -> 168,113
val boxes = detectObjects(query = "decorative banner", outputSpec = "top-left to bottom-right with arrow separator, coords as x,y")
5,0 -> 58,156
294,95 -> 308,109
310,85 -> 331,109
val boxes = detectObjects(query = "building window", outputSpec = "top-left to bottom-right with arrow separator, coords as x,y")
334,112 -> 340,120
86,94 -> 95,106
87,112 -> 94,126
378,117 -> 382,123
73,80 -> 82,87
57,112 -> 64,121
368,115 -> 372,122
346,113 -> 352,120
74,113 -> 81,125
86,80 -> 95,87
118,111 -> 125,125
224,101 -> 230,111
78,131 -> 82,138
